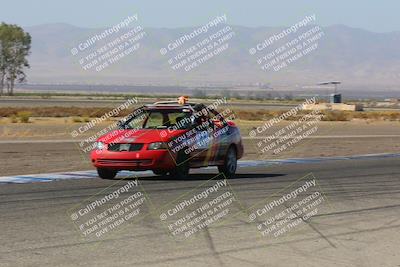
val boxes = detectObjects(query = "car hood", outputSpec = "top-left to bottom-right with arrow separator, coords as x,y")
97,129 -> 187,144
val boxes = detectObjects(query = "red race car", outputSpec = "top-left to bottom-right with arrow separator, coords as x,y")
91,97 -> 243,179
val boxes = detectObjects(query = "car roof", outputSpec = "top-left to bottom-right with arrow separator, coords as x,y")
144,101 -> 199,110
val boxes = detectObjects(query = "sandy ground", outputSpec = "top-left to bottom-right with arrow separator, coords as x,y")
0,117 -> 400,140
0,119 -> 399,176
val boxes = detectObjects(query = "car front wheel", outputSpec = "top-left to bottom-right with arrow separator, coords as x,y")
153,170 -> 168,176
97,168 -> 117,179
218,146 -> 237,178
170,151 -> 190,179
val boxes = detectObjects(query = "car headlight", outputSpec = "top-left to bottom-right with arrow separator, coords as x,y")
94,142 -> 106,150
147,142 -> 167,150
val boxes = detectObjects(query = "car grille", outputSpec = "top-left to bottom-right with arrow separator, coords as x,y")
97,159 -> 152,166
107,143 -> 143,152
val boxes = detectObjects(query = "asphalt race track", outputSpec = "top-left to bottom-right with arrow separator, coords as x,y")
1,156 -> 400,267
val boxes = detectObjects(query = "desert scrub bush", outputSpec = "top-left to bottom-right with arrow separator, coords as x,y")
321,111 -> 350,121
388,112 -> 400,121
352,111 -> 400,121
9,115 -> 18,123
352,112 -> 369,119
72,117 -> 83,123
233,110 -> 283,121
16,111 -> 32,123
0,107 -> 133,118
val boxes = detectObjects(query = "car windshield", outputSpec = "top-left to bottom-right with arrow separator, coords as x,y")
119,108 -> 194,130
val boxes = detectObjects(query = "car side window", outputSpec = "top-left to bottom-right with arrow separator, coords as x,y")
145,112 -> 164,128
121,111 -> 148,129
169,112 -> 192,129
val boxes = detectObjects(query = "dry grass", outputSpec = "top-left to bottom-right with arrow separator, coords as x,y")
9,115 -> 18,123
0,107 -> 132,118
0,107 -> 400,122
16,111 -> 32,123
232,109 -> 400,121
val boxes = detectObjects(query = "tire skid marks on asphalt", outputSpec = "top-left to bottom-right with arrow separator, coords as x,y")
1,153 -> 399,184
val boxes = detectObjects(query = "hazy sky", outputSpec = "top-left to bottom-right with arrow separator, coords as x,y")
0,0 -> 399,32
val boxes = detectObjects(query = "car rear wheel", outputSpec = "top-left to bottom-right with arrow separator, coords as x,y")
97,168 -> 117,179
218,146 -> 237,178
170,151 -> 190,179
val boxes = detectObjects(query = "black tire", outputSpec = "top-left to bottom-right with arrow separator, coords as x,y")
97,168 -> 117,179
170,150 -> 190,179
153,170 -> 168,176
218,146 -> 237,178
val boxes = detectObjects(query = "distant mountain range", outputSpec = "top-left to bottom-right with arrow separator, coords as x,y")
23,23 -> 400,91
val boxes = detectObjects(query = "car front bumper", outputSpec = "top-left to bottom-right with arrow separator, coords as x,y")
91,149 -> 176,171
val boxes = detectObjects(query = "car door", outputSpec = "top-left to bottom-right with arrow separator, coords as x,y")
189,112 -> 214,167
208,109 -> 232,163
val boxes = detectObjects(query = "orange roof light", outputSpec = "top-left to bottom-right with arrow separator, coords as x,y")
178,96 -> 189,105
